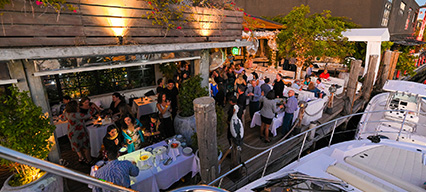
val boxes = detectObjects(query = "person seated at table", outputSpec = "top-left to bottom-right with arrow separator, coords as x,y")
109,92 -> 126,117
103,125 -> 123,155
63,100 -> 94,165
234,74 -> 247,91
79,96 -> 101,116
319,69 -> 330,80
291,80 -> 303,91
315,79 -> 327,97
114,104 -> 134,128
303,76 -> 311,85
156,78 -> 165,95
307,82 -> 323,98
59,95 -> 72,115
157,92 -> 174,138
259,90 -> 284,143
122,115 -> 144,153
94,148 -> 139,192
144,114 -> 162,144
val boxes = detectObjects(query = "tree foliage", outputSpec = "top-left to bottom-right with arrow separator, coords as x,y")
0,86 -> 55,186
178,74 -> 208,117
271,5 -> 355,78
396,46 -> 417,77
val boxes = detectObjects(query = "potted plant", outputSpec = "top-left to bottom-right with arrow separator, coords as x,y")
0,86 -> 61,192
174,74 -> 208,144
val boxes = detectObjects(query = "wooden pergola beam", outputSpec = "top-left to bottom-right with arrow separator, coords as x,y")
0,41 -> 251,61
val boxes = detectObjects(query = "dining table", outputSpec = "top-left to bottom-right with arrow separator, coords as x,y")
89,140 -> 198,192
250,108 -> 300,137
132,95 -> 158,119
54,118 -> 111,157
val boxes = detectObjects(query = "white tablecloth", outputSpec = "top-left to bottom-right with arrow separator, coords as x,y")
117,141 -> 197,192
132,96 -> 158,119
87,123 -> 110,157
250,109 -> 299,137
54,120 -> 68,138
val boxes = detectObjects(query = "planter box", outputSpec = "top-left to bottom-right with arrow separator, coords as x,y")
1,173 -> 63,192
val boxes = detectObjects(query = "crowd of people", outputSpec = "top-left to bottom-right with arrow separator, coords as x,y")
209,59 -> 332,144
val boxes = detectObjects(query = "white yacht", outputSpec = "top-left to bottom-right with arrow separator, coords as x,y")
236,139 -> 426,192
356,80 -> 426,145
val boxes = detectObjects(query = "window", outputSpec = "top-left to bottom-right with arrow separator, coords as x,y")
43,63 -> 156,104
382,1 -> 392,26
399,2 -> 406,15
405,8 -> 412,30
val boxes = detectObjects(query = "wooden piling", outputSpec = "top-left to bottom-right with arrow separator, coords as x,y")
362,55 -> 379,101
388,51 -> 400,80
344,60 -> 362,115
376,50 -> 392,90
194,96 -> 218,184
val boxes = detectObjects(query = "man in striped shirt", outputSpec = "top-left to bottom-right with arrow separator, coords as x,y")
95,149 -> 139,192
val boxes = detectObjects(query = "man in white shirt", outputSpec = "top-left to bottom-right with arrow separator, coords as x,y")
315,79 -> 326,98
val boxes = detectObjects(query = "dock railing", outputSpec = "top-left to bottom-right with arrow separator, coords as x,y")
208,109 -> 426,189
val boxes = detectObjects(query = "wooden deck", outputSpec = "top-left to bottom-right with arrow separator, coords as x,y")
214,94 -> 365,191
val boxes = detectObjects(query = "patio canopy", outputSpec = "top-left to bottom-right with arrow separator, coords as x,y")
342,28 -> 390,83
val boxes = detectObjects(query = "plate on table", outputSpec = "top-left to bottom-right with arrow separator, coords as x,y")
119,147 -> 127,153
145,147 -> 153,153
169,141 -> 181,149
153,146 -> 167,155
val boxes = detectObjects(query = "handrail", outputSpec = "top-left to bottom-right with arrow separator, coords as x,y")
208,109 -> 426,187
0,145 -> 136,192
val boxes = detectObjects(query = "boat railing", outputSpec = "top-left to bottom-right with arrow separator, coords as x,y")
208,109 -> 426,189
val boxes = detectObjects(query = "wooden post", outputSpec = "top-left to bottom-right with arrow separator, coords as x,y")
199,50 -> 210,88
344,60 -> 362,115
388,51 -> 400,80
376,50 -> 392,90
362,55 -> 379,101
194,97 -> 218,184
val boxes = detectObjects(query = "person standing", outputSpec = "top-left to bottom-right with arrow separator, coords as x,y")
305,64 -> 314,78
226,96 -> 237,146
260,78 -> 272,96
273,74 -> 285,98
94,149 -> 139,192
247,80 -> 261,119
164,80 -> 179,119
156,78 -> 164,95
157,92 -> 174,138
281,90 -> 298,136
236,85 -> 246,120
63,100 -> 94,165
259,91 -> 283,143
